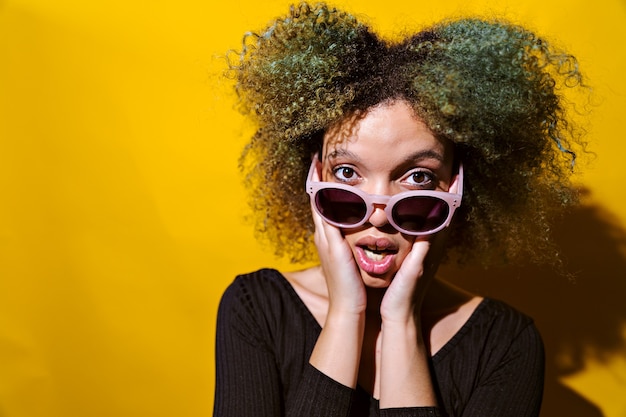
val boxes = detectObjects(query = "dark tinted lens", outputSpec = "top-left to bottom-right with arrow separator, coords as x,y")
392,196 -> 449,233
316,188 -> 367,225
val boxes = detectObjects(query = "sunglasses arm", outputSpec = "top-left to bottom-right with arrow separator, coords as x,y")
450,163 -> 464,198
307,156 -> 323,183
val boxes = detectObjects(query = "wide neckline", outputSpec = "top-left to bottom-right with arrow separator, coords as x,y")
271,268 -> 489,362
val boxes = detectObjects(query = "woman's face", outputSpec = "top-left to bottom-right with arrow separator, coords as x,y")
320,100 -> 455,288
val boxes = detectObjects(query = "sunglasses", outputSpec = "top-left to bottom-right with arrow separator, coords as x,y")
306,161 -> 463,236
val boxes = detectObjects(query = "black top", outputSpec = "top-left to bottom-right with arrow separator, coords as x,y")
214,269 -> 544,417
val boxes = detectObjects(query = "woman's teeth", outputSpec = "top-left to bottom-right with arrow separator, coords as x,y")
363,247 -> 385,261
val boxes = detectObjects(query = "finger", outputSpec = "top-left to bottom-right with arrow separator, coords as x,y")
311,203 -> 328,247
395,239 -> 430,280
319,216 -> 355,266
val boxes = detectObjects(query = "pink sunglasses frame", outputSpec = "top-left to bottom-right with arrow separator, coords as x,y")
306,160 -> 464,236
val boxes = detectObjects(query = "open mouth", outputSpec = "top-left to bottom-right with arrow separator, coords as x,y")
360,245 -> 397,261
355,244 -> 398,276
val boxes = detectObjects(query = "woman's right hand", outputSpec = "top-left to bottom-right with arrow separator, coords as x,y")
311,206 -> 367,316
308,159 -> 366,389
309,157 -> 367,316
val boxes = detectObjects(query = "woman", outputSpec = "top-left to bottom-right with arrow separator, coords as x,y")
214,3 -> 586,416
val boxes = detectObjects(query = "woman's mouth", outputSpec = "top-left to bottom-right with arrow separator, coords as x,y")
355,244 -> 398,276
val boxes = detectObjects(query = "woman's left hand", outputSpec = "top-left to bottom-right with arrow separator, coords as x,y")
379,231 -> 447,324
377,234 -> 447,408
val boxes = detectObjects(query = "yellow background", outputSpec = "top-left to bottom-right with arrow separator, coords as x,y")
1,0 -> 625,416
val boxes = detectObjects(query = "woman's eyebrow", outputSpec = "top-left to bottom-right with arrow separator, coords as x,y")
401,150 -> 445,164
326,148 -> 362,163
389,150 -> 446,177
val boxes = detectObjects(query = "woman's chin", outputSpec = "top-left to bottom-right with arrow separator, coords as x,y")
359,269 -> 395,289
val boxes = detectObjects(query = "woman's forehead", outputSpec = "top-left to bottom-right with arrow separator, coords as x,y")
322,100 -> 454,164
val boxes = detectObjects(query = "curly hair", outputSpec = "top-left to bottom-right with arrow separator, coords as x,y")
229,2 -> 587,266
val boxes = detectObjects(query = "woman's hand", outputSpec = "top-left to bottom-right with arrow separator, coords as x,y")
308,160 -> 366,389
377,232 -> 448,408
309,157 -> 367,316
312,207 -> 367,316
379,239 -> 431,324
380,229 -> 449,324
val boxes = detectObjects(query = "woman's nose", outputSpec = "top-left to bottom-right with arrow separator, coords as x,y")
367,204 -> 389,228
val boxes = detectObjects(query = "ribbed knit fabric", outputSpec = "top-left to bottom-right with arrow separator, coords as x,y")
214,269 -> 544,417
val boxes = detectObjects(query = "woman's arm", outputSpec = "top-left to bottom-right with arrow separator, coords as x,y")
379,240 -> 438,409
213,281 -> 283,417
308,208 -> 366,389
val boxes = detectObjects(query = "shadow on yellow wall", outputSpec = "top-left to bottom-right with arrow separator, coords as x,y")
443,190 -> 626,417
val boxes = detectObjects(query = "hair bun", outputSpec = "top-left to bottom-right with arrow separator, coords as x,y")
233,3 -> 383,138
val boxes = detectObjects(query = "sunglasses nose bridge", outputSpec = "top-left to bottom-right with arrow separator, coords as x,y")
363,195 -> 391,228
367,194 -> 391,207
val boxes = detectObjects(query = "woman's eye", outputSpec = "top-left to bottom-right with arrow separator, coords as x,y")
333,166 -> 357,182
406,170 -> 434,187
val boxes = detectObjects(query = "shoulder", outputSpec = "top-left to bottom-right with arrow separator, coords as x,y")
473,298 -> 538,335
468,298 -> 542,345
216,269 -> 291,346
219,268 -> 294,316
217,268 -> 321,364
436,297 -> 543,362
218,268 -> 318,336
468,297 -> 544,363
222,268 -> 290,295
